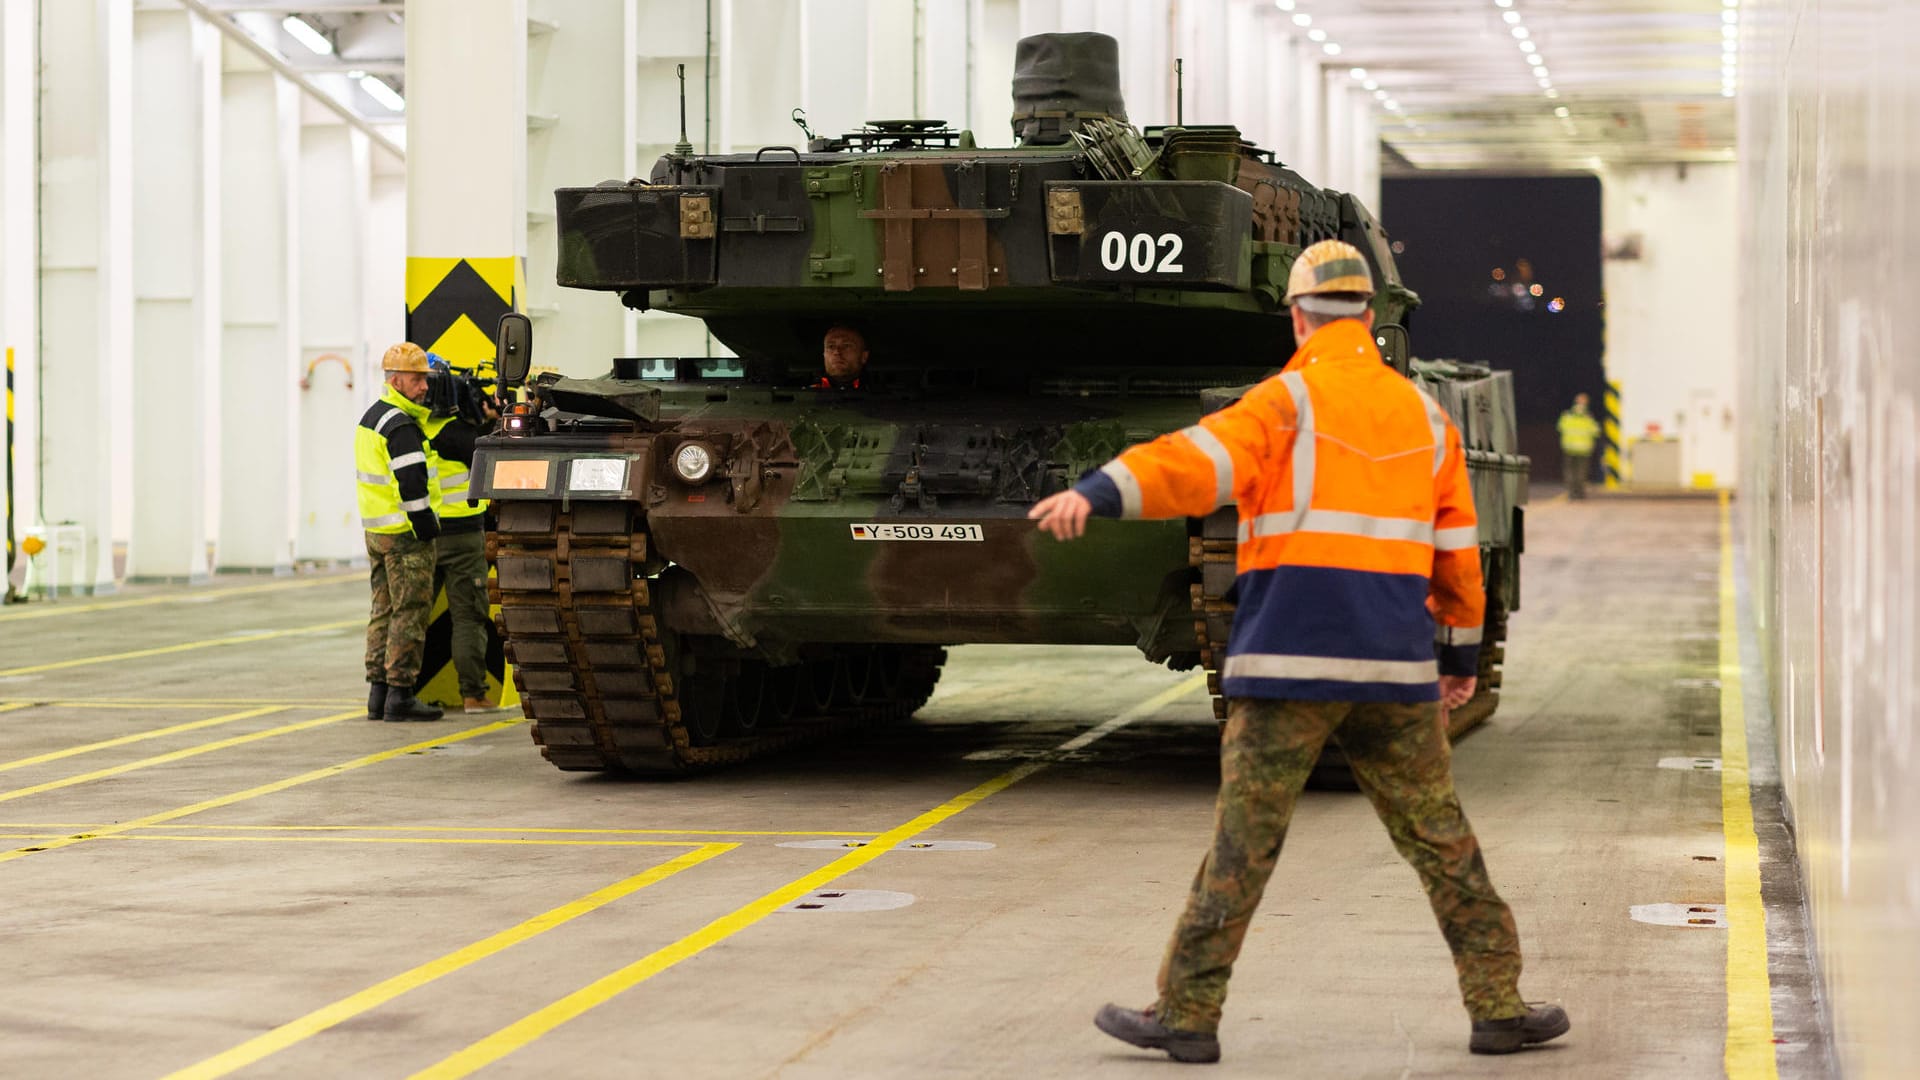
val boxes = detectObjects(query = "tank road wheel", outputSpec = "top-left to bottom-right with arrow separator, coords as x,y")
837,647 -> 878,707
804,660 -> 838,714
724,663 -> 767,736
763,664 -> 803,724
678,671 -> 726,746
885,645 -> 948,720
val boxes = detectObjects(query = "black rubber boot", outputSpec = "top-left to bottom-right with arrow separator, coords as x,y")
1093,1004 -> 1221,1064
366,683 -> 388,720
1470,1004 -> 1571,1054
382,688 -> 444,723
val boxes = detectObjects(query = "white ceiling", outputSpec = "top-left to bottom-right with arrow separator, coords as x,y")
1276,0 -> 1740,172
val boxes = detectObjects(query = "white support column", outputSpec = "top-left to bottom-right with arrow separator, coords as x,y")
294,119 -> 368,562
127,4 -> 217,582
799,0 -> 869,140
921,0 -> 971,130
1322,74 -> 1351,193
1352,97 -> 1380,213
1292,36 -> 1324,183
971,0 -> 1018,147
217,47 -> 300,573
38,0 -> 133,594
1263,17 -> 1295,165
1224,1 -> 1264,146
525,0 -> 628,369
2,0 -> 40,584
719,0 -> 801,154
632,0 -> 712,360
866,0 -> 913,122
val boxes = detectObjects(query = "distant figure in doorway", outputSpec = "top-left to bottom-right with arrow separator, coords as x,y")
1557,393 -> 1602,499
816,325 -> 869,390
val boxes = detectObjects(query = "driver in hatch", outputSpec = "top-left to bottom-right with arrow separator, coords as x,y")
816,325 -> 869,390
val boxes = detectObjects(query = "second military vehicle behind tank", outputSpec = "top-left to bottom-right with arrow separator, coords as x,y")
473,32 -> 1529,774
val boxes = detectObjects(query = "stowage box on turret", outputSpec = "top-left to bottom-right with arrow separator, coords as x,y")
472,33 -> 1530,773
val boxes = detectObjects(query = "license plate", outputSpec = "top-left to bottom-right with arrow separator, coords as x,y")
849,523 -> 983,542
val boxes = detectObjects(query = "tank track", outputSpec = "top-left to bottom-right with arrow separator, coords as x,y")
1187,512 -> 1508,784
487,500 -> 945,773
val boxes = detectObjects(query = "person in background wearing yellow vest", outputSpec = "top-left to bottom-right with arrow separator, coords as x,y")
421,356 -> 503,714
1556,392 -> 1602,499
356,343 -> 444,723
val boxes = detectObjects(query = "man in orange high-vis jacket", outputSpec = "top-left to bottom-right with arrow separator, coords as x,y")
1032,240 -> 1568,1065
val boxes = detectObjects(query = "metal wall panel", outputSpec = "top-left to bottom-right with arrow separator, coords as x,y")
1739,2 -> 1920,1074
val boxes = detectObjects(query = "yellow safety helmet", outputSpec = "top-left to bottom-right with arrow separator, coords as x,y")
1284,239 -> 1375,317
381,342 -> 431,373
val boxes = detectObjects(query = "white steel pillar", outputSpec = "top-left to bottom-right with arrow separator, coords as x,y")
1352,97 -> 1380,213
294,121 -> 368,562
720,0 -> 801,153
866,0 -> 913,122
1323,73 -> 1351,193
217,47 -> 300,573
1262,16 -> 1295,166
632,0 -> 715,361
38,0 -> 133,594
921,0 -> 972,131
1,0 -> 40,589
971,0 -> 1018,147
405,0 -> 525,379
127,4 -> 218,582
524,0 -> 637,370
1292,36 -> 1324,183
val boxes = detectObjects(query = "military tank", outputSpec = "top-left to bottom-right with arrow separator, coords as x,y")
472,32 -> 1529,773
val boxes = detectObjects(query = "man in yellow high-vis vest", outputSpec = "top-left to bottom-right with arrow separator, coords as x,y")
356,342 -> 444,723
422,369 -> 501,714
1556,393 -> 1602,499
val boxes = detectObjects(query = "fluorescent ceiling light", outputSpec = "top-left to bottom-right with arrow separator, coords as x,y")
1375,89 -> 1389,100
1293,13 -> 1312,26
1496,0 -> 1514,7
359,74 -> 405,111
1512,26 -> 1530,39
1554,106 -> 1570,118
281,15 -> 332,56
1308,28 -> 1326,41
1519,40 -> 1536,53
1349,67 -> 1368,80
1274,0 -> 1294,9
1504,11 -> 1521,24
1723,10 -> 1739,22
1323,42 -> 1341,55
1545,88 -> 1560,98
1363,80 -> 1378,90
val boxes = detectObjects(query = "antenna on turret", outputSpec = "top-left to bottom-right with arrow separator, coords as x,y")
1175,58 -> 1185,126
673,64 -> 694,158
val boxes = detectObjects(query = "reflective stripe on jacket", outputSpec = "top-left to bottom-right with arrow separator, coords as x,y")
355,385 -> 440,540
421,413 -> 489,529
1557,409 -> 1601,455
1072,318 -> 1484,703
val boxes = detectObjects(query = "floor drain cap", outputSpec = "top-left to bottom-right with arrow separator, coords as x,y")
1630,902 -> 1728,928
778,889 -> 915,913
1658,757 -> 1722,771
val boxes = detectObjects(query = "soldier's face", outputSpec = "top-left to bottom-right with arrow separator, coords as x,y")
823,330 -> 868,379
391,371 -> 429,403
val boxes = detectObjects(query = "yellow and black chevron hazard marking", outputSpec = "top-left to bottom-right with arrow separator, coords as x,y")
406,257 -> 522,706
5,347 -> 15,585
405,257 -> 520,375
415,565 -> 518,710
1602,378 -> 1623,490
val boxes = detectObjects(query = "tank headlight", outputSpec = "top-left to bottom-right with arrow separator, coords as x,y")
673,442 -> 714,484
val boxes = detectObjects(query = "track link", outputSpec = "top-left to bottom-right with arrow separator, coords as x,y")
488,500 -> 944,773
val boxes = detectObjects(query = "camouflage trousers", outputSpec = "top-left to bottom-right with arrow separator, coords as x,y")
364,532 -> 435,688
433,530 -> 492,699
1155,697 -> 1525,1032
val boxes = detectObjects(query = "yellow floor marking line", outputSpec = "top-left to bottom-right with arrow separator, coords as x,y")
0,573 -> 361,623
0,710 -> 355,805
0,717 -> 523,866
0,833 -> 712,848
0,823 -> 875,837
0,700 -> 364,709
0,620 -> 363,679
414,674 -> 1205,1080
1719,490 -> 1779,1079
162,843 -> 733,1080
0,706 -> 287,774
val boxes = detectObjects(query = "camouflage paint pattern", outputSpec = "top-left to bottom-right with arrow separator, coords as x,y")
473,50 -> 1529,770
1152,696 -> 1526,1033
364,532 -> 436,687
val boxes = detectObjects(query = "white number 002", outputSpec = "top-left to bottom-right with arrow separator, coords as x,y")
1098,232 -> 1185,273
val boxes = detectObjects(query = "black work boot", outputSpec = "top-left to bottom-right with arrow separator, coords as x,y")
1094,1004 -> 1221,1064
366,683 -> 388,720
1470,1003 -> 1571,1054
382,688 -> 444,722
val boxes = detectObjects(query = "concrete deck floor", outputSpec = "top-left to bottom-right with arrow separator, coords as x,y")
0,496 -> 1822,1079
